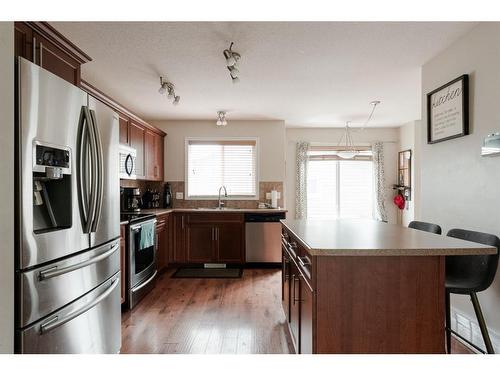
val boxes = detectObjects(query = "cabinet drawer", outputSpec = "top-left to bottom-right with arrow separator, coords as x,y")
186,213 -> 244,224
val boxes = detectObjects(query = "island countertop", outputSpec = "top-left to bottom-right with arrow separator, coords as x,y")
281,219 -> 497,256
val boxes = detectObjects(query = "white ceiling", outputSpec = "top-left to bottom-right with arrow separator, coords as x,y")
52,22 -> 476,127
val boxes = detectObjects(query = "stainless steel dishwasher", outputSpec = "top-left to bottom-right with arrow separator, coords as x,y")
245,212 -> 286,264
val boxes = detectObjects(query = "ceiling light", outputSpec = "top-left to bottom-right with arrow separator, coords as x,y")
158,76 -> 180,105
223,42 -> 241,82
337,101 -> 381,159
216,111 -> 227,127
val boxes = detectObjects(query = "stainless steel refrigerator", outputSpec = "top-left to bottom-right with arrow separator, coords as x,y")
15,57 -> 121,353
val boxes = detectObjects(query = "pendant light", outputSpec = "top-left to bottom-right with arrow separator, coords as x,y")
336,101 -> 380,159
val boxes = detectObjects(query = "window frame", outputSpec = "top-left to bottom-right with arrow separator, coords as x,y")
184,137 -> 260,200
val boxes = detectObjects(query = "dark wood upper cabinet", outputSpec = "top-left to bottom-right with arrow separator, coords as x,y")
14,22 -> 33,61
145,130 -> 156,180
118,113 -> 130,146
34,31 -> 81,85
14,22 -> 91,86
155,133 -> 164,181
129,121 -> 145,179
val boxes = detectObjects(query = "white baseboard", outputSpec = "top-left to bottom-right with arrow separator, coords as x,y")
451,308 -> 500,353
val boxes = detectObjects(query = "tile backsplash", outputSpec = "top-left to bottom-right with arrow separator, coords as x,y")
120,179 -> 284,209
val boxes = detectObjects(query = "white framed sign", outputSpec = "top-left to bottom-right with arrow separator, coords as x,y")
427,75 -> 469,144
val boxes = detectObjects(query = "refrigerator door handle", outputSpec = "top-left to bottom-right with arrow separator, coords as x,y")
77,106 -> 93,233
89,109 -> 103,232
38,243 -> 119,281
39,277 -> 120,335
86,108 -> 99,233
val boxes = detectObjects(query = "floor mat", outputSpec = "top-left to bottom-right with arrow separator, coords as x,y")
171,267 -> 243,278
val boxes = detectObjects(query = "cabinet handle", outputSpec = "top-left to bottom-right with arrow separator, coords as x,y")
216,227 -> 219,241
39,41 -> 43,66
211,227 -> 215,241
293,275 -> 303,303
298,256 -> 311,267
181,215 -> 185,229
33,37 -> 36,64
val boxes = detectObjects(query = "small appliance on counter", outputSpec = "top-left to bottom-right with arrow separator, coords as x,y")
163,183 -> 172,208
142,189 -> 161,209
121,187 -> 142,212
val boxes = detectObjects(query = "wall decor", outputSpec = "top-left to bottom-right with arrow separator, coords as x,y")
427,74 -> 469,144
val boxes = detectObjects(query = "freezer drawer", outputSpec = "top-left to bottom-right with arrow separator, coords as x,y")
18,239 -> 120,328
17,272 -> 121,354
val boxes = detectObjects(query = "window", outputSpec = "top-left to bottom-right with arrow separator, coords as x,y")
186,138 -> 258,199
307,147 -> 373,219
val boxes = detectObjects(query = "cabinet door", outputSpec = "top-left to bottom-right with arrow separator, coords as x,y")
118,113 -> 129,145
290,263 -> 300,352
171,214 -> 186,263
144,130 -> 156,180
282,247 -> 291,322
155,134 -> 164,181
156,214 -> 169,271
186,224 -> 216,263
33,31 -> 81,85
129,121 -> 145,179
120,225 -> 126,304
14,22 -> 33,61
299,276 -> 314,354
216,223 -> 244,263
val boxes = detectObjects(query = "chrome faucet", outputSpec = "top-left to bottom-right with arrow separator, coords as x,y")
218,186 -> 228,209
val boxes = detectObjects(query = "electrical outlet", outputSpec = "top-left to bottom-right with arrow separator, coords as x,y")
175,192 -> 184,200
265,192 -> 281,199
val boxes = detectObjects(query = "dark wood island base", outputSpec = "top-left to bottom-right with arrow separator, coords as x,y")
281,219 -> 495,354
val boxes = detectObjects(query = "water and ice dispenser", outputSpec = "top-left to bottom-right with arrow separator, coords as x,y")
32,142 -> 72,233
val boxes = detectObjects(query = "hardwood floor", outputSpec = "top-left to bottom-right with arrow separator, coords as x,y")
121,268 -> 294,354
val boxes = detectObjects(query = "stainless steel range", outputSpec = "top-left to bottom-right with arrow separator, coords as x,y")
15,57 -> 121,354
120,213 -> 157,309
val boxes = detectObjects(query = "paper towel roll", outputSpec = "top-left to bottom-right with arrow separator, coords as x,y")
271,190 -> 278,208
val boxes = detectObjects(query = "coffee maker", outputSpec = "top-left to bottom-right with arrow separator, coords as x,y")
121,187 -> 142,212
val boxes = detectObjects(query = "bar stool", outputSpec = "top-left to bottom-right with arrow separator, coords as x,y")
445,228 -> 500,354
408,220 -> 442,235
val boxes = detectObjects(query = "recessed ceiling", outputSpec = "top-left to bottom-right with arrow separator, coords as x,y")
52,22 -> 476,127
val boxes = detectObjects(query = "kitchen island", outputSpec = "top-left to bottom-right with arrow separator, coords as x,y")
280,219 -> 496,354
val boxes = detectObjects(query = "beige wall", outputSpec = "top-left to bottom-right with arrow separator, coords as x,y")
151,119 -> 286,183
285,127 -> 400,222
398,121 -> 418,226
420,22 -> 500,351
0,22 -> 14,353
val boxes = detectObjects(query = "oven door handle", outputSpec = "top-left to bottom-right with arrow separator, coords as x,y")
38,244 -> 119,281
131,270 -> 157,293
130,219 -> 157,231
39,277 -> 119,335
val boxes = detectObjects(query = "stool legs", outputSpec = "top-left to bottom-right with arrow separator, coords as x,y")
470,292 -> 495,354
445,291 -> 451,353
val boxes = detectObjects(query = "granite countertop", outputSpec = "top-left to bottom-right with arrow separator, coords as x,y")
281,219 -> 497,256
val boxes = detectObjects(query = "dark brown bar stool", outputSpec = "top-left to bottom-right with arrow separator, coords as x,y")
445,229 -> 499,354
408,220 -> 442,235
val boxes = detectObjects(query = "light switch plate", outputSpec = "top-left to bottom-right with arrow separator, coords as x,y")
176,192 -> 184,200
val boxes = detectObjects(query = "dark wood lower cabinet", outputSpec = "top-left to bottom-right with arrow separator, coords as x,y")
171,213 -> 245,265
156,214 -> 170,272
289,263 -> 301,351
299,275 -> 314,354
186,224 -> 216,263
282,246 -> 291,322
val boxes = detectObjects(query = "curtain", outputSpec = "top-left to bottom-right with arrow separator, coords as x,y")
295,141 -> 310,219
372,142 -> 388,222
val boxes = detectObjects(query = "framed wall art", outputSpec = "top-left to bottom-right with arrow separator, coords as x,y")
427,74 -> 469,144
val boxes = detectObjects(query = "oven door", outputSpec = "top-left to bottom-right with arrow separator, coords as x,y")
129,219 -> 157,288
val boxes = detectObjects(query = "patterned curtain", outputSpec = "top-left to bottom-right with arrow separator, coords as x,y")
295,141 -> 310,219
372,142 -> 388,222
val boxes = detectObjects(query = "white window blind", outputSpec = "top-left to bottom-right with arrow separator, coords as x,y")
307,149 -> 373,219
186,139 -> 258,198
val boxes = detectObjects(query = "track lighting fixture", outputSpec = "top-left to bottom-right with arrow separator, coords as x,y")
158,76 -> 180,105
216,111 -> 227,127
223,42 -> 241,83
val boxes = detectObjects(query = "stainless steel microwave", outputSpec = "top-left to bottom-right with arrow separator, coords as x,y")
119,145 -> 137,179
